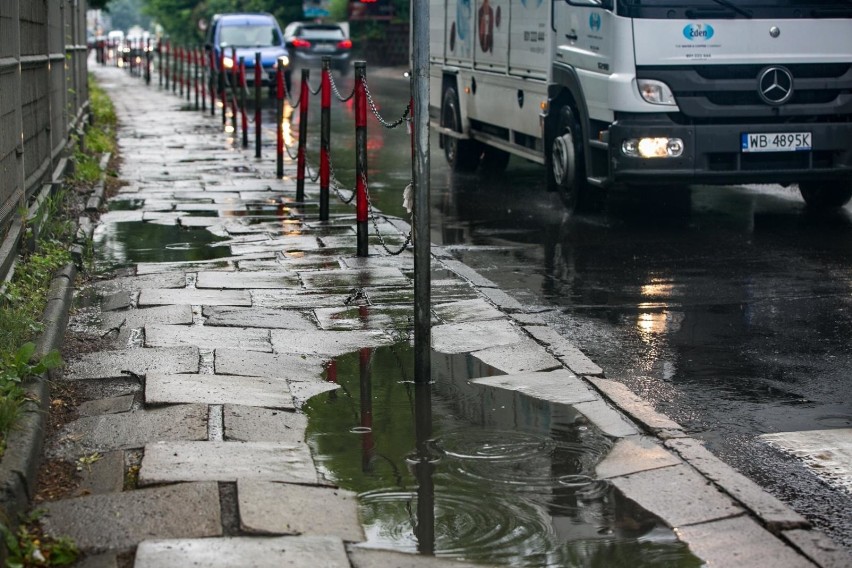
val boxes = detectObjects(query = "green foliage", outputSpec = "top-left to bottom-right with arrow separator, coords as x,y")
1,511 -> 78,567
105,0 -> 152,32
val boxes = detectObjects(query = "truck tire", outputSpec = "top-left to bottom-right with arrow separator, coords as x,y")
441,86 -> 481,172
481,146 -> 510,173
799,181 -> 852,209
549,106 -> 588,210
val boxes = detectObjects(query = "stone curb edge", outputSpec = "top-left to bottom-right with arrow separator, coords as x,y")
0,263 -> 76,537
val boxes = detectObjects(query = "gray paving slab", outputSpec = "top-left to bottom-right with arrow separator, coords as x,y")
77,450 -> 125,495
223,405 -> 307,443
595,436 -> 683,479
102,291 -> 132,311
666,437 -> 809,531
288,380 -> 342,406
339,255 -> 413,270
572,400 -> 640,438
347,548 -> 494,568
100,304 -> 195,330
432,298 -> 505,323
676,516 -> 815,568
93,271 -> 187,291
146,373 -> 293,409
77,395 -> 135,417
250,289 -> 352,309
214,349 -> 325,381
299,267 -> 411,290
511,312 -> 547,326
138,441 -> 318,485
138,288 -> 252,307
270,329 -> 391,357
586,377 -> 683,433
432,320 -> 523,354
203,306 -> 317,330
134,536 -> 350,568
472,370 -> 598,406
145,324 -> 271,352
609,463 -> 744,527
41,482 -> 222,553
477,287 -> 524,312
135,260 -> 235,275
50,404 -> 208,458
196,271 -> 300,289
783,528 -> 852,568
471,339 -> 562,374
230,237 -> 320,255
238,480 -> 364,541
314,305 -> 414,331
64,346 -> 199,380
523,325 -> 604,376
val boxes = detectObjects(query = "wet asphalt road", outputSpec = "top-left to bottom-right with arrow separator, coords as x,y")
279,68 -> 852,549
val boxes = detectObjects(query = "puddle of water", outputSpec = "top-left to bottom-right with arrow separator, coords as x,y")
93,221 -> 232,270
109,198 -> 145,211
304,343 -> 701,567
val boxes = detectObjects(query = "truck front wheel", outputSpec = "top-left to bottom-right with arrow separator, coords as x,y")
799,181 -> 852,210
550,106 -> 587,210
441,86 -> 481,172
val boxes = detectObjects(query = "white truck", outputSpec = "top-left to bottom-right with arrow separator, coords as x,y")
429,0 -> 852,209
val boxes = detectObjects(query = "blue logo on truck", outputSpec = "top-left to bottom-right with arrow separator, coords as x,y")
683,23 -> 714,41
589,13 -> 602,31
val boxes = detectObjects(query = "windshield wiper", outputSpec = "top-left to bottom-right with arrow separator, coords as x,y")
691,0 -> 753,18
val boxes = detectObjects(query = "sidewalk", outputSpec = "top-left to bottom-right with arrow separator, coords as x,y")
33,64 -> 848,567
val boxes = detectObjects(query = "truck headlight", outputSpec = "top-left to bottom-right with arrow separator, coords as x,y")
637,79 -> 676,106
622,137 -> 684,158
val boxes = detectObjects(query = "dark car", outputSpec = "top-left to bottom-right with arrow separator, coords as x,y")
205,13 -> 291,94
282,22 -> 352,75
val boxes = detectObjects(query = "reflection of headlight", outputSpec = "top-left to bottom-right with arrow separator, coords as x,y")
277,55 -> 290,67
223,56 -> 234,69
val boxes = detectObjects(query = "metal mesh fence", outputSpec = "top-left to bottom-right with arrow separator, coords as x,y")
0,0 -> 89,283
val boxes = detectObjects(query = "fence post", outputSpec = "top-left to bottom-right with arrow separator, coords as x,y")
320,58 -> 331,221
255,52 -> 262,159
296,69 -> 310,200
158,39 -> 163,88
172,43 -> 178,93
230,47 -> 238,134
354,61 -> 368,257
201,47 -> 207,112
239,57 -> 248,148
276,62 -> 285,178
194,48 -> 200,109
220,50 -> 227,126
145,39 -> 152,85
178,46 -> 184,96
186,47 -> 192,102
164,40 -> 170,90
209,50 -> 216,116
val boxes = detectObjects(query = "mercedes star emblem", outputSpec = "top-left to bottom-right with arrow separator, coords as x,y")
758,66 -> 794,105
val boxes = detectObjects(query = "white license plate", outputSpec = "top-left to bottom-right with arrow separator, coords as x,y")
314,44 -> 335,52
741,132 -> 812,153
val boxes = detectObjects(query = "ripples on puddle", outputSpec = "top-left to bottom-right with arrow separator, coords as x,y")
305,343 -> 701,567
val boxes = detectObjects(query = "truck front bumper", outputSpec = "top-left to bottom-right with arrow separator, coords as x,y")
609,115 -> 852,185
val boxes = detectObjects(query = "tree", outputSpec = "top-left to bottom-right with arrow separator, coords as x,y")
106,0 -> 152,32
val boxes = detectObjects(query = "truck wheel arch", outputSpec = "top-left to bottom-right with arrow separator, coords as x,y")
548,65 -> 595,188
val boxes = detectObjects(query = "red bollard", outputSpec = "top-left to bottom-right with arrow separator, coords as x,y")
209,50 -> 216,116
319,57 -> 331,221
240,58 -> 248,148
164,40 -> 170,90
354,62 -> 368,257
200,48 -> 206,112
276,63 -> 285,178
296,68 -> 310,198
194,48 -> 200,109
220,50 -> 227,126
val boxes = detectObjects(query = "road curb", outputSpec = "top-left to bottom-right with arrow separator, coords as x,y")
0,263 -> 76,535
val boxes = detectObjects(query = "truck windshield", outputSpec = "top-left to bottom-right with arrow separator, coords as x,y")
618,0 -> 852,18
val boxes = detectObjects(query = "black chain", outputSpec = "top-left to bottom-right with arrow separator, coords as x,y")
364,79 -> 412,130
362,170 -> 412,256
328,72 -> 356,103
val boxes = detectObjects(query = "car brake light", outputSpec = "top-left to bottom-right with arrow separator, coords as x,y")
337,39 -> 352,49
291,38 -> 311,48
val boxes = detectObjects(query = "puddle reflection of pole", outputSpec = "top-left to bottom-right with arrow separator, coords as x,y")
359,346 -> 375,473
412,382 -> 436,555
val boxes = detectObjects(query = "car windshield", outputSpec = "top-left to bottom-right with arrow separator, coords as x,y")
220,24 -> 280,47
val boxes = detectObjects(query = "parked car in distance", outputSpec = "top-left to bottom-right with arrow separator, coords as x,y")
282,22 -> 352,75
205,13 -> 291,95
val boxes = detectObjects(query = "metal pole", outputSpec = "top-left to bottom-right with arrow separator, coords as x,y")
320,57 -> 331,221
296,69 -> 310,199
164,40 -> 169,90
354,61 -> 368,257
145,39 -> 151,85
276,62 -> 285,178
186,47 -> 192,102
178,46 -> 183,97
412,0 -> 431,383
194,48 -> 200,109
210,50 -> 216,116
172,44 -> 178,94
201,48 -> 207,112
230,47 -> 238,135
240,57 -> 248,148
158,40 -> 163,88
220,50 -> 227,126
255,52 -> 262,159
